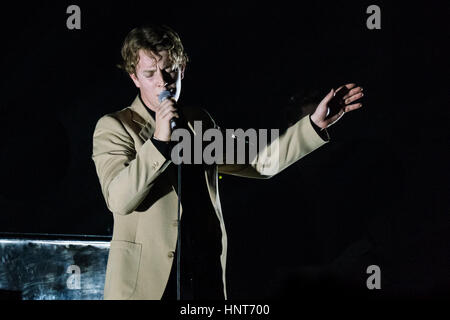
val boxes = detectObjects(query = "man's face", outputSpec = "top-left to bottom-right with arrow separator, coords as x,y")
130,49 -> 184,111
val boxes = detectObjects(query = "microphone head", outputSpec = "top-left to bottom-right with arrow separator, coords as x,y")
158,90 -> 173,103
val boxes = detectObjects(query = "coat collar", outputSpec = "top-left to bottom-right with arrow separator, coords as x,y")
129,95 -> 156,141
130,95 -> 154,127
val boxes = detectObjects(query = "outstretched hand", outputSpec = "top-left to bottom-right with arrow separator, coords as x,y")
310,83 -> 364,129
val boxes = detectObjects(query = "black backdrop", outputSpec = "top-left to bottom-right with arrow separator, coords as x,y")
0,1 -> 447,300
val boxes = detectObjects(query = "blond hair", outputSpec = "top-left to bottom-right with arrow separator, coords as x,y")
118,24 -> 188,75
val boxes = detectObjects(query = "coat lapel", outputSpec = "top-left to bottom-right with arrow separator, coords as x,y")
128,95 -> 156,141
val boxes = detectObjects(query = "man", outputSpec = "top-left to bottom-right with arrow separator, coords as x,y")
91,24 -> 363,300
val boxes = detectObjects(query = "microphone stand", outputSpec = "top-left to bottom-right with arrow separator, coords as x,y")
170,119 -> 182,301
159,91 -> 182,300
176,162 -> 181,300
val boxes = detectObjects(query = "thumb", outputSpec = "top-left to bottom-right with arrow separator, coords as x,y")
319,88 -> 335,118
324,88 -> 335,102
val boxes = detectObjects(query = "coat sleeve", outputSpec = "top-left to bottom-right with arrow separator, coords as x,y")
92,114 -> 171,215
217,114 -> 330,179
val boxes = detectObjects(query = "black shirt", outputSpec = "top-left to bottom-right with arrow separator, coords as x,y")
139,95 -> 224,300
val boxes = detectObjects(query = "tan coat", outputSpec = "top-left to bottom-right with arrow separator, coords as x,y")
92,95 -> 328,300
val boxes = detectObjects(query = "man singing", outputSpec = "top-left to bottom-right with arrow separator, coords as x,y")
91,24 -> 363,300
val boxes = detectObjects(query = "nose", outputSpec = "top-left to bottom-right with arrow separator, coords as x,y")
155,68 -> 170,88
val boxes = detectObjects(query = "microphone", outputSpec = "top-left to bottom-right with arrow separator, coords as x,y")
158,90 -> 178,131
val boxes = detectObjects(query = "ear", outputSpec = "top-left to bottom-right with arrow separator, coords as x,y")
129,73 -> 140,88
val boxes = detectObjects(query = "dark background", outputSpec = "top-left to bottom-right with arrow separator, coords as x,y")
0,1 -> 448,300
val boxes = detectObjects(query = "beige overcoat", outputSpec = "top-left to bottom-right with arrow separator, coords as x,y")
92,95 -> 328,299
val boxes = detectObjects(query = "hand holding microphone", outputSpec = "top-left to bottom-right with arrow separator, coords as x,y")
153,90 -> 180,142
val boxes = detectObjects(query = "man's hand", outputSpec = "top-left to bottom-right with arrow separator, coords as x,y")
153,97 -> 179,142
310,83 -> 364,129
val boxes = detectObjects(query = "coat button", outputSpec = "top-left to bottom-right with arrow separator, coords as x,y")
168,251 -> 175,258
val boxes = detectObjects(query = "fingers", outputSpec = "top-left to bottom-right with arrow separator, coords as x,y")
344,102 -> 363,113
342,83 -> 357,90
322,88 -> 335,104
343,86 -> 363,100
161,110 -> 179,120
328,102 -> 362,124
320,84 -> 364,127
335,83 -> 357,94
157,99 -> 179,120
159,107 -> 179,120
344,90 -> 364,105
157,97 -> 176,110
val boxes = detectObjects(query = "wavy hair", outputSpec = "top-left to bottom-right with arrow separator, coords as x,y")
118,24 -> 188,75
